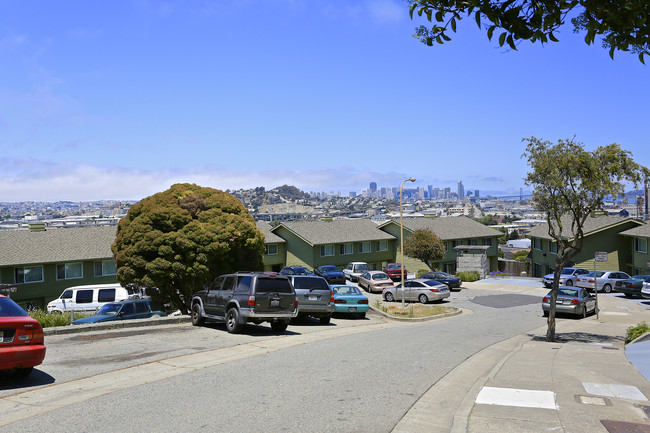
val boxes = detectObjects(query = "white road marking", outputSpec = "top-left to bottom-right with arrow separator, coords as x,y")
475,386 -> 557,409
582,383 -> 648,401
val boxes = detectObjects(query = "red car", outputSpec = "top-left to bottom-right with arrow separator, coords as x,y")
383,263 -> 408,281
0,295 -> 46,376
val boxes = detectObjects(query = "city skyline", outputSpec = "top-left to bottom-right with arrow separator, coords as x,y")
2,1 -> 648,202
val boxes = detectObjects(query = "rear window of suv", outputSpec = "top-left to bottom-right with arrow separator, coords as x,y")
256,278 -> 294,294
291,277 -> 329,291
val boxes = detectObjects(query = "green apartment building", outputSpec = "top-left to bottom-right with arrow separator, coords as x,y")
526,215 -> 645,277
620,223 -> 650,275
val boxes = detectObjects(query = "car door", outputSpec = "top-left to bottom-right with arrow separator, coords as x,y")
403,281 -> 416,301
205,276 -> 224,316
581,289 -> 595,312
215,276 -> 236,316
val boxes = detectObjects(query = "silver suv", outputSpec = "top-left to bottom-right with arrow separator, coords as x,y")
286,275 -> 334,324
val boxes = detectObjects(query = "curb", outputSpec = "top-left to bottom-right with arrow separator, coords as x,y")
43,315 -> 192,336
368,304 -> 464,322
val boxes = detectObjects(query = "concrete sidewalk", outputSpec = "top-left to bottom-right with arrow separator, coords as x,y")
394,281 -> 650,433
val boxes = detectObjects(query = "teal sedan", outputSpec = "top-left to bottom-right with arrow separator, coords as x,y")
331,285 -> 369,318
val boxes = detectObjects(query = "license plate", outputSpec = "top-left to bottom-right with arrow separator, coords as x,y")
309,295 -> 317,301
348,307 -> 357,312
270,300 -> 280,307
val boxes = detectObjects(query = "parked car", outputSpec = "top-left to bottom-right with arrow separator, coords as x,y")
286,275 -> 335,324
542,287 -> 596,318
279,266 -> 313,276
190,272 -> 298,334
313,265 -> 346,285
542,268 -> 590,288
47,283 -> 139,314
576,271 -> 631,293
72,300 -> 165,325
0,295 -> 46,377
343,262 -> 371,282
358,271 -> 395,293
382,263 -> 408,281
419,271 -> 462,289
331,285 -> 369,318
382,279 -> 450,304
642,279 -> 650,299
614,275 -> 650,298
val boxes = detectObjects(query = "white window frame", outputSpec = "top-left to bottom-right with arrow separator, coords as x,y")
320,245 -> 334,257
635,237 -> 648,254
15,265 -> 44,284
549,241 -> 558,254
359,242 -> 371,253
265,244 -> 278,256
56,262 -> 83,280
532,238 -> 542,250
340,243 -> 353,255
377,240 -> 388,252
95,260 -> 117,276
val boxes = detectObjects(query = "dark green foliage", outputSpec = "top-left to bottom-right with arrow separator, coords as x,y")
456,271 -> 480,282
626,321 -> 650,343
403,229 -> 446,270
271,184 -> 307,200
111,184 -> 264,314
408,0 -> 650,62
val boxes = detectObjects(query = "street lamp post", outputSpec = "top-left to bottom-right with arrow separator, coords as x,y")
400,177 -> 416,308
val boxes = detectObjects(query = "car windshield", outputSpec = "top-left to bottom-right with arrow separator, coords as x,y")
0,297 -> 29,317
560,269 -> 575,275
355,264 -> 370,272
386,264 -> 400,270
558,288 -> 579,297
96,303 -> 121,315
320,266 -> 338,272
294,267 -> 310,275
372,273 -> 390,280
291,277 -> 329,291
422,280 -> 443,287
586,271 -> 605,277
632,275 -> 650,281
333,286 -> 362,296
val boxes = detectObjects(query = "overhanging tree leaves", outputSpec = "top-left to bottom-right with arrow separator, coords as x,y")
111,183 -> 265,314
407,0 -> 650,63
403,228 -> 446,270
523,137 -> 649,342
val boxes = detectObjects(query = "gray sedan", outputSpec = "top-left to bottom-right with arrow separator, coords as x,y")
382,279 -> 450,304
542,287 -> 596,318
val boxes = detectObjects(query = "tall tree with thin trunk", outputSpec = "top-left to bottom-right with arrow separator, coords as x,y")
523,137 -> 648,342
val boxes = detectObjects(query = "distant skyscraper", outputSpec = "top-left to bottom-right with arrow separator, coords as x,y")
475,190 -> 479,198
427,185 -> 433,200
444,187 -> 450,199
457,181 -> 465,200
369,182 -> 377,192
349,191 -> 356,197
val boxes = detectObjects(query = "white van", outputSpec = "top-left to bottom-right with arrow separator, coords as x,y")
47,283 -> 137,314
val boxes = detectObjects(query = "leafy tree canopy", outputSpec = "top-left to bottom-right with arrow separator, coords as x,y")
111,183 -> 264,314
408,0 -> 650,62
403,228 -> 446,270
523,137 -> 648,341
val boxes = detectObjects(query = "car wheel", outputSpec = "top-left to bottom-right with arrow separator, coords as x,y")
358,312 -> 366,319
625,293 -> 633,298
603,284 -> 612,293
226,308 -> 243,334
418,294 -> 428,304
581,307 -> 587,318
566,280 -> 573,286
385,292 -> 395,302
271,321 -> 288,333
191,303 -> 205,326
319,315 -> 331,325
543,310 -> 549,317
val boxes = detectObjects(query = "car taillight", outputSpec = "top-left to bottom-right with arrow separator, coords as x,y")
615,282 -> 622,286
17,324 -> 44,344
295,297 -> 299,307
334,299 -> 347,304
248,295 -> 255,306
358,299 -> 368,304
571,299 -> 580,305
429,288 -> 440,292
543,297 -> 549,302
330,290 -> 334,303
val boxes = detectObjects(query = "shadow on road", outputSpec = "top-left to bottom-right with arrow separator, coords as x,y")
529,332 -> 626,344
0,368 -> 55,391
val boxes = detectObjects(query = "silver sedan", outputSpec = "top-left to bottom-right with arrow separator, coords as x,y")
382,279 -> 450,304
575,270 -> 631,293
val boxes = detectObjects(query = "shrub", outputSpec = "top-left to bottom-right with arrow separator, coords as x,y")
456,271 -> 480,282
626,321 -> 650,344
416,269 -> 430,278
28,309 -> 92,328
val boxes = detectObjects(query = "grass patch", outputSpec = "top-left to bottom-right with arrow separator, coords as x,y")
626,321 -> 650,344
374,300 -> 457,318
28,309 -> 93,328
457,271 -> 480,282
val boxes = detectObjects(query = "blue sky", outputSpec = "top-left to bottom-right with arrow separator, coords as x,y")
1,0 -> 648,202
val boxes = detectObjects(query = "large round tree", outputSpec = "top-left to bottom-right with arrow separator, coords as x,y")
111,183 -> 264,314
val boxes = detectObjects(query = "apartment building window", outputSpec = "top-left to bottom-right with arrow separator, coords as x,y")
376,240 -> 388,252
635,238 -> 648,253
549,242 -> 558,254
359,242 -> 371,253
340,243 -> 353,255
532,238 -> 541,250
265,244 -> 278,255
15,266 -> 44,284
320,245 -> 334,257
56,262 -> 83,280
94,260 -> 117,277
482,238 -> 493,247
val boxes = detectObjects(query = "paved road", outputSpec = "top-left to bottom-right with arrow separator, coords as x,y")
0,286 -> 552,432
